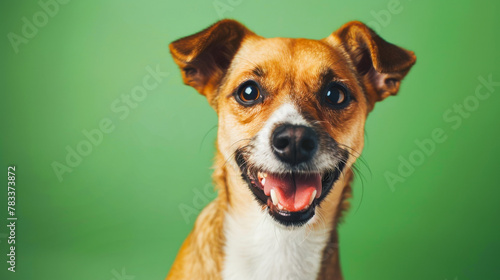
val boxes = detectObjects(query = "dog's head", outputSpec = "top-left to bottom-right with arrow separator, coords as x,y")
170,20 -> 415,227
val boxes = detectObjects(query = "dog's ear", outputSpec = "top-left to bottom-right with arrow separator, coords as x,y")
325,21 -> 416,105
169,19 -> 254,105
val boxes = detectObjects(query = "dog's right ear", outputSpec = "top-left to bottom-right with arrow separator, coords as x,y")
169,20 -> 254,105
325,21 -> 416,107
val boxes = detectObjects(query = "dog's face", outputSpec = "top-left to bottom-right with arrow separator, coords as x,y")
216,37 -> 368,226
170,20 -> 415,226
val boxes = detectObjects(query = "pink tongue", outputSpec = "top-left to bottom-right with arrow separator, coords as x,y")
264,173 -> 322,212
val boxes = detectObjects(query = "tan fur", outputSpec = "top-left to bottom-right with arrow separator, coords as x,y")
167,20 -> 415,280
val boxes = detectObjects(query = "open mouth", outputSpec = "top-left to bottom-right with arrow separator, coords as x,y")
235,151 -> 347,227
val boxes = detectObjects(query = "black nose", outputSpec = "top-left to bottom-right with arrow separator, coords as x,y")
271,124 -> 318,165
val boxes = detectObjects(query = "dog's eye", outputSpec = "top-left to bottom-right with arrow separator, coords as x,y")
324,83 -> 350,107
236,81 -> 261,105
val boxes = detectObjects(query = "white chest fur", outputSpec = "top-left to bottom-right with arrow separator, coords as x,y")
222,208 -> 330,280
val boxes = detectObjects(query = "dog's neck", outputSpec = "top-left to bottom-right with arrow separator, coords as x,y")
218,154 -> 352,280
222,205 -> 331,280
166,152 -> 351,280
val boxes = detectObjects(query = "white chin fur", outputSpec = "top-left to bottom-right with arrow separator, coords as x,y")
222,206 -> 330,280
222,103 -> 338,280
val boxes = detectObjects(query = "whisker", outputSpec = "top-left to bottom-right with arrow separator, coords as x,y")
335,142 -> 371,216
221,141 -> 252,169
198,124 -> 218,153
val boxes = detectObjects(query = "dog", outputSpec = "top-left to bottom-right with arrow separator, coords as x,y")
166,19 -> 416,280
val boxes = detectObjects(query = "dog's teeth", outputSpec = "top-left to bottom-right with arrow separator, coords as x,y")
261,177 -> 266,186
270,189 -> 278,206
308,190 -> 317,206
277,203 -> 284,210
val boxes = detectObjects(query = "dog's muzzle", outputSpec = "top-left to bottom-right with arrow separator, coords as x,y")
271,124 -> 319,166
235,124 -> 348,227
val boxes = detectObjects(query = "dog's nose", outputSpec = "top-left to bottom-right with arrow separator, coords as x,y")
271,124 -> 318,165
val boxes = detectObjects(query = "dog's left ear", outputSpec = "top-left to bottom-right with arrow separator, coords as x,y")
325,21 -> 416,105
169,20 -> 255,106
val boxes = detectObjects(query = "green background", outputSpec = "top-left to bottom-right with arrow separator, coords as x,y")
1,0 -> 499,279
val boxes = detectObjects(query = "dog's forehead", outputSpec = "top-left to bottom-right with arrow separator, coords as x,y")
222,36 -> 356,98
234,37 -> 343,74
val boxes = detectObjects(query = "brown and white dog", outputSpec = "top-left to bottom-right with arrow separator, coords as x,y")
167,19 -> 415,280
